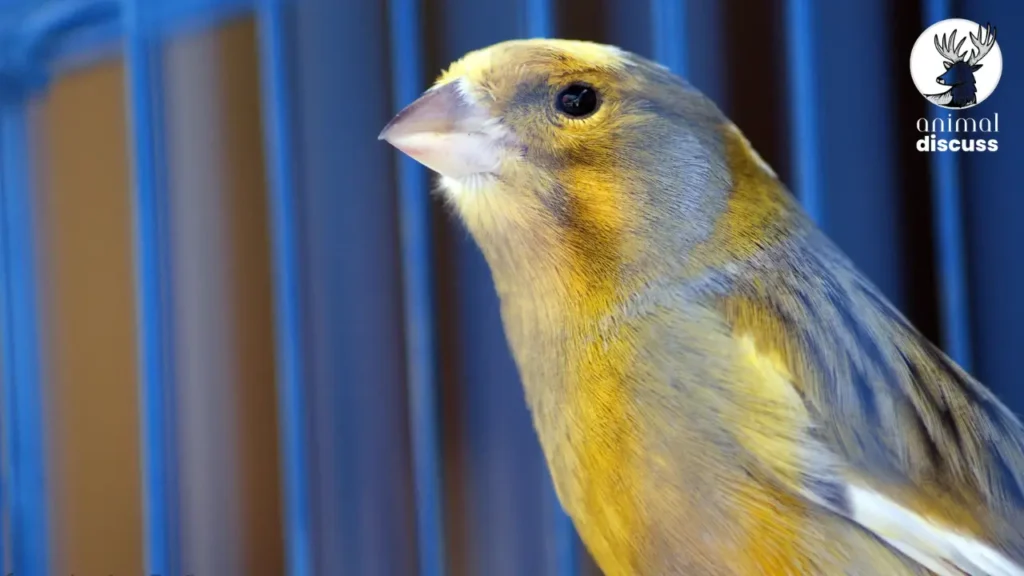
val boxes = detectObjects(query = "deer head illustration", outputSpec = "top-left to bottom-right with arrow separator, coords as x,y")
926,23 -> 996,108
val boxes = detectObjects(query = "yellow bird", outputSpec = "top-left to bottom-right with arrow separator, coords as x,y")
380,39 -> 1024,575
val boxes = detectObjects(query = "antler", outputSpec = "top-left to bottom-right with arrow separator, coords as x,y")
967,23 -> 996,65
933,29 -> 968,63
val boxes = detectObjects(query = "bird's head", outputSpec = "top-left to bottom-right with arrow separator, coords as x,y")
380,39 -> 790,318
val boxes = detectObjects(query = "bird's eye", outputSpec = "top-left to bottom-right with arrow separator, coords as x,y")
555,84 -> 599,118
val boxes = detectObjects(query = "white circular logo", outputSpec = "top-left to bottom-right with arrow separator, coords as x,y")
910,19 -> 1002,109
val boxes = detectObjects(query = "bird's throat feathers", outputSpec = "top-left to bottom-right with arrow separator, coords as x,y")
441,120 -> 802,335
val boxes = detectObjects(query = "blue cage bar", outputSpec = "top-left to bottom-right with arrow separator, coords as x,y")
784,0 -> 823,226
924,0 -> 972,370
257,1 -> 313,575
1,72 -> 50,576
383,0 -> 446,573
123,1 -> 183,573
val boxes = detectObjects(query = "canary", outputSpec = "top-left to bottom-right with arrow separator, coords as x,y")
380,39 -> 1024,575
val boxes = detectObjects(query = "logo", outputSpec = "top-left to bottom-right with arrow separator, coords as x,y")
910,19 -> 1001,109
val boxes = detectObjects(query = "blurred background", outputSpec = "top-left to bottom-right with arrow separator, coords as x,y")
0,0 -> 1020,575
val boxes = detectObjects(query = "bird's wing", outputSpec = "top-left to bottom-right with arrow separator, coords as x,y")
707,235 -> 1024,575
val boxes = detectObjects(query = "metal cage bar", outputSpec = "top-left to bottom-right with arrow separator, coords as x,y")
383,0 -> 447,574
524,0 -> 551,39
785,0 -> 824,226
257,2 -> 313,575
650,0 -> 688,78
0,94 -> 50,576
923,0 -> 972,369
123,2 -> 183,573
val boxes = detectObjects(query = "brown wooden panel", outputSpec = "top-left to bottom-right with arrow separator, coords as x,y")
35,59 -> 144,576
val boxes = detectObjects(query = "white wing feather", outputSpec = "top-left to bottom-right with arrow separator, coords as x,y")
847,484 -> 1024,576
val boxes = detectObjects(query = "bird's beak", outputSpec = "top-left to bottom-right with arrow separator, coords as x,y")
379,80 -> 504,179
